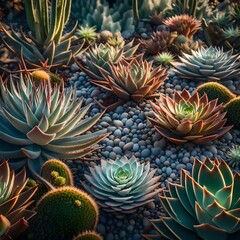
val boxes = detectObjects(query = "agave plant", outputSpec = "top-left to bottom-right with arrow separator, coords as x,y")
148,89 -> 232,144
75,40 -> 139,81
172,46 -> 240,81
139,30 -> 177,55
0,0 -> 85,69
143,157 -> 240,240
0,74 -> 109,175
82,156 -> 161,214
163,14 -> 201,39
0,161 -> 37,239
92,57 -> 168,102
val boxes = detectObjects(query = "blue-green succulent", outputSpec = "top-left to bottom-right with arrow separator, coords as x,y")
82,156 -> 161,214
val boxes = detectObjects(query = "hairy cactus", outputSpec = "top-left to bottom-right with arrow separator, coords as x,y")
40,159 -> 74,188
197,82 -> 236,104
225,97 -> 240,129
26,187 -> 99,240
74,231 -> 103,240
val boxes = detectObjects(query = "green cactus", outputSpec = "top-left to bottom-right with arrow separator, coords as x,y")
74,231 -> 103,240
40,159 -> 74,188
26,187 -> 99,240
225,97 -> 240,129
197,82 -> 236,104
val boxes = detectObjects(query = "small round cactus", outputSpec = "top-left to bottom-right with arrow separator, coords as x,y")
31,70 -> 50,82
98,30 -> 113,43
27,187 -> 99,240
40,159 -> 74,187
197,82 -> 235,104
225,97 -> 240,129
227,145 -> 240,168
74,231 -> 103,240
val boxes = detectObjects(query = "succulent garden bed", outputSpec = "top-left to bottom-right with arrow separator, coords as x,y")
0,0 -> 240,240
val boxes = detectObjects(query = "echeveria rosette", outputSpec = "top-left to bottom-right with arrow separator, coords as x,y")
0,75 -> 109,175
143,157 -> 240,240
92,58 -> 168,102
0,161 -> 37,239
148,89 -> 232,144
76,41 -> 139,81
172,46 -> 240,81
82,156 -> 161,214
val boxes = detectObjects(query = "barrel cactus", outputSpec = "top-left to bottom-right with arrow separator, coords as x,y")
82,156 -> 161,214
40,159 -> 74,188
148,89 -> 233,144
197,82 -> 235,104
143,157 -> 240,240
0,161 -> 37,239
74,231 -> 103,240
0,74 -> 109,175
26,187 -> 99,240
172,46 -> 240,81
224,97 -> 240,129
227,145 -> 240,168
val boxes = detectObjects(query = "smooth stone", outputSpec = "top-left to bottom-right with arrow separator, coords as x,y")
114,120 -> 124,127
113,146 -> 123,155
114,129 -> 122,137
126,119 -> 134,127
141,149 -> 151,158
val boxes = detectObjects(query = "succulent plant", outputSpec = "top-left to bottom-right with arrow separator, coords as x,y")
76,40 -> 139,81
40,159 -> 74,188
26,187 -> 99,240
222,26 -> 240,51
167,0 -> 212,20
227,145 -> 240,168
172,46 -> 240,81
72,0 -> 135,33
75,26 -> 97,44
197,82 -> 236,104
0,0 -> 85,69
163,14 -> 201,39
139,30 -> 177,55
74,231 -> 103,240
224,97 -> 240,129
0,161 -> 37,239
149,12 -> 164,26
92,57 -> 168,102
82,156 -> 161,214
148,89 -> 233,144
97,30 -> 114,43
143,157 -> 240,240
0,74 -> 109,176
154,52 -> 174,66
107,33 -> 125,48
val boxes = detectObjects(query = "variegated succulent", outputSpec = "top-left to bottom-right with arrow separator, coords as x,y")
172,46 -> 240,81
76,40 -> 139,81
0,161 -> 37,239
163,14 -> 201,39
82,156 -> 161,214
148,89 -> 232,144
143,157 -> 240,240
0,74 -> 109,175
92,57 -> 168,102
0,0 -> 85,69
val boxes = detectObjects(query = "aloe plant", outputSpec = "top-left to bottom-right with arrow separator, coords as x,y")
0,0 -> 85,69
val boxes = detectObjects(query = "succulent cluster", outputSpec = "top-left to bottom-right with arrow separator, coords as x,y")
76,40 -> 139,81
172,46 -> 240,81
148,89 -> 232,144
0,0 -> 85,69
82,156 -> 161,214
0,161 -> 37,239
0,75 -> 109,175
144,157 -> 240,239
92,57 -> 168,102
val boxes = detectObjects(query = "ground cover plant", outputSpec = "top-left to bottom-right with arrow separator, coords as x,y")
0,0 -> 240,239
